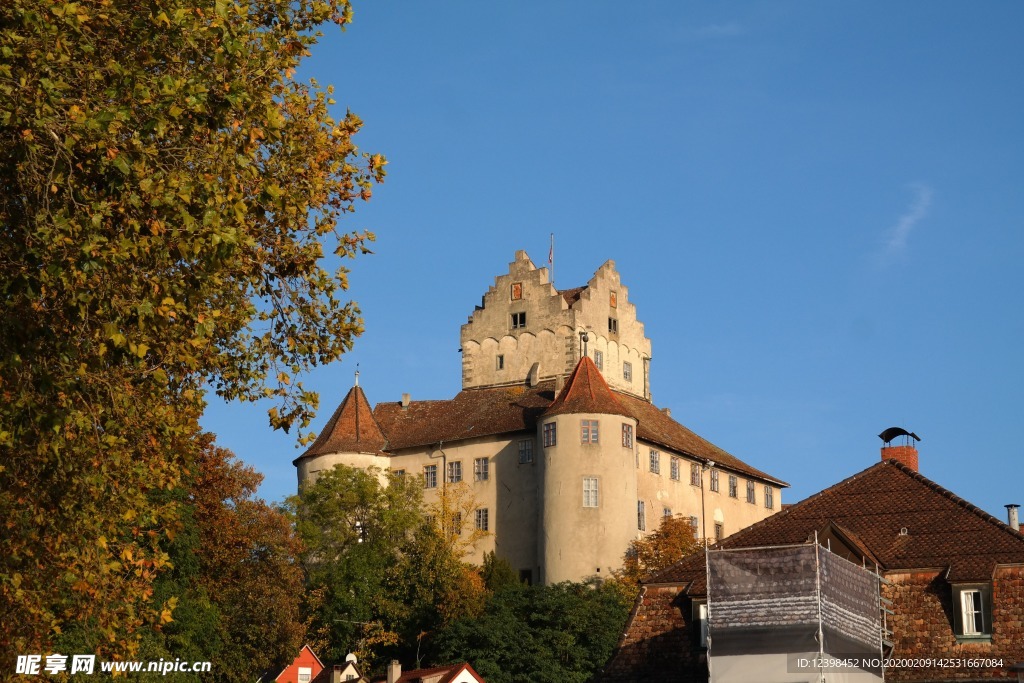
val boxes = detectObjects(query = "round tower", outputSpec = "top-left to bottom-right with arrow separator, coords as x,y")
538,356 -> 639,583
293,377 -> 390,488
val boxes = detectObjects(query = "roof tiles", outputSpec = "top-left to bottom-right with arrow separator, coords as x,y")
648,459 -> 1024,587
301,360 -> 783,485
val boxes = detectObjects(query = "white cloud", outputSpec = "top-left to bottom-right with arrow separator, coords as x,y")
880,183 -> 933,261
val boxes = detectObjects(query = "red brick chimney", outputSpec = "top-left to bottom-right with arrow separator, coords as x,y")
881,444 -> 918,471
879,427 -> 920,472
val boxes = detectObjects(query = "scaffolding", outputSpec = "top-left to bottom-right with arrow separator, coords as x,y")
706,540 -> 885,683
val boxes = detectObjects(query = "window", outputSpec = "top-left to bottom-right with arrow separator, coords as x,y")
710,469 -> 719,492
583,477 -> 599,508
622,361 -> 632,381
764,485 -> 774,509
452,511 -> 462,532
663,507 -> 672,518
714,523 -> 724,542
298,668 -> 312,683
511,282 -> 523,300
728,475 -> 738,498
963,592 -> 983,634
393,469 -> 405,478
543,422 -> 556,447
608,317 -> 618,334
689,515 -> 699,539
637,500 -> 646,531
496,354 -> 504,370
956,586 -> 992,637
746,480 -> 756,504
519,439 -> 534,463
423,464 -> 437,489
511,311 -> 527,329
649,450 -> 660,474
474,457 -> 489,481
581,419 -> 599,444
690,463 -> 701,486
694,602 -> 708,647
670,457 -> 680,481
447,461 -> 462,484
594,349 -> 604,370
475,508 -> 489,531
621,423 -> 633,448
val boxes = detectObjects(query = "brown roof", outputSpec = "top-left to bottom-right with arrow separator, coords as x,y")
559,286 -> 587,306
648,459 -> 1024,588
617,393 -> 785,485
297,385 -> 387,462
373,384 -> 553,451
302,376 -> 783,485
543,356 -> 631,419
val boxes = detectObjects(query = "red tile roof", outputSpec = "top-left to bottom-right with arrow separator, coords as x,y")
648,459 -> 1024,588
617,392 -> 784,485
301,367 -> 783,485
373,384 -> 553,452
297,385 -> 387,461
542,356 -> 631,419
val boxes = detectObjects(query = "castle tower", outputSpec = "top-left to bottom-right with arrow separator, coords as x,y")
537,355 -> 639,584
293,379 -> 390,486
460,251 -> 653,399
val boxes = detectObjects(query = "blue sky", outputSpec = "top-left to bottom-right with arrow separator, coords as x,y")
202,2 -> 1024,522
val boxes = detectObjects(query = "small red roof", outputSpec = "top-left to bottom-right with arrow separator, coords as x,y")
296,384 -> 387,462
542,356 -> 631,419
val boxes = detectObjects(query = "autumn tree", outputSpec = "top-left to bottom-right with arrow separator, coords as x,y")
0,0 -> 383,658
127,436 -> 305,683
609,514 -> 702,599
427,480 -> 490,560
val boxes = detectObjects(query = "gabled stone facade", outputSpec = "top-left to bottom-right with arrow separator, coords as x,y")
460,251 -> 651,399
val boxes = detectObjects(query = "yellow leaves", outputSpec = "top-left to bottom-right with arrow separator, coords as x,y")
128,342 -> 149,358
159,607 -> 174,624
97,536 -> 108,549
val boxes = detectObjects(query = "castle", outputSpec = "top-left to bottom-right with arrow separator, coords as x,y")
294,251 -> 787,584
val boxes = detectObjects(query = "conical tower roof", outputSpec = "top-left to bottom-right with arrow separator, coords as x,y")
299,384 -> 387,459
542,356 -> 632,419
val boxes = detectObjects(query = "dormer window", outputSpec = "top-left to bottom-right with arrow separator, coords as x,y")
953,584 -> 992,640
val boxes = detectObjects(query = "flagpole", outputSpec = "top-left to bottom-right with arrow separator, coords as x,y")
548,233 -> 555,286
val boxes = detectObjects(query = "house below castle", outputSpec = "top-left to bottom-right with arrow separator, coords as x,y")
294,251 -> 787,584
599,435 -> 1024,682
